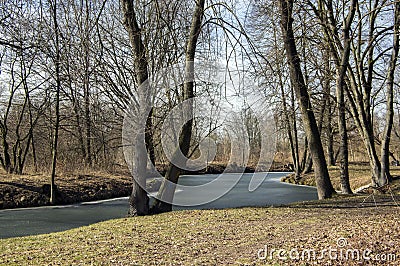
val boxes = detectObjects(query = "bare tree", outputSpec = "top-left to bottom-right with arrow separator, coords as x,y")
308,0 -> 398,187
279,0 -> 335,199
380,1 -> 400,182
120,0 -> 152,216
335,0 -> 357,194
151,0 -> 206,213
49,0 -> 62,204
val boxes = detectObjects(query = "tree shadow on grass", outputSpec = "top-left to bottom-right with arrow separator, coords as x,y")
0,181 -> 42,193
287,194 -> 400,209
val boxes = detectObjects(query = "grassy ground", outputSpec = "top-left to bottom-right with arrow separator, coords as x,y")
282,164 -> 400,192
0,206 -> 399,265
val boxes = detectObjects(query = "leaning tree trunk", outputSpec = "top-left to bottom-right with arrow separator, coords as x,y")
121,0 -> 151,216
279,71 -> 299,178
357,112 -> 382,186
350,0 -> 382,187
335,0 -> 357,194
273,26 -> 300,179
380,1 -> 399,184
302,85 -> 328,175
279,0 -> 335,199
151,0 -> 205,214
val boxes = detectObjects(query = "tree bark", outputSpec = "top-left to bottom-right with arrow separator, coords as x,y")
335,0 -> 357,195
302,89 -> 328,175
279,71 -> 298,178
83,0 -> 92,167
273,26 -> 300,178
380,1 -> 400,184
279,0 -> 334,199
121,0 -> 151,216
291,81 -> 301,176
322,41 -> 335,167
1,136 -> 12,173
151,0 -> 205,213
145,108 -> 155,166
300,137 -> 308,172
312,0 -> 383,187
355,0 -> 383,186
50,0 -> 61,204
326,100 -> 336,166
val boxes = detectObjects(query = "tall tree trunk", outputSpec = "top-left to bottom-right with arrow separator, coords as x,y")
357,0 -> 383,186
300,24 -> 314,175
27,94 -> 38,172
151,0 -> 205,213
84,77 -> 91,166
279,0 -> 334,199
50,0 -> 61,204
302,91 -> 327,175
302,152 -> 313,174
121,0 -> 151,216
84,0 -> 92,167
337,84 -> 351,194
16,55 -> 34,175
332,0 -> 382,187
335,0 -> 357,195
322,42 -> 335,167
280,72 -> 298,177
273,26 -> 299,178
311,0 -> 383,187
380,1 -> 400,184
302,68 -> 330,175
145,108 -> 155,166
129,132 -> 149,216
300,137 -> 308,171
326,100 -> 335,166
30,131 -> 38,172
291,83 -> 301,175
279,73 -> 298,177
1,135 -> 12,173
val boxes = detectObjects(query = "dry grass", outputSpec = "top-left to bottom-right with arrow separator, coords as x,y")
0,207 -> 399,265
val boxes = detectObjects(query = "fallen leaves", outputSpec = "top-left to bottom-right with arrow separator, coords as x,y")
0,206 -> 399,265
